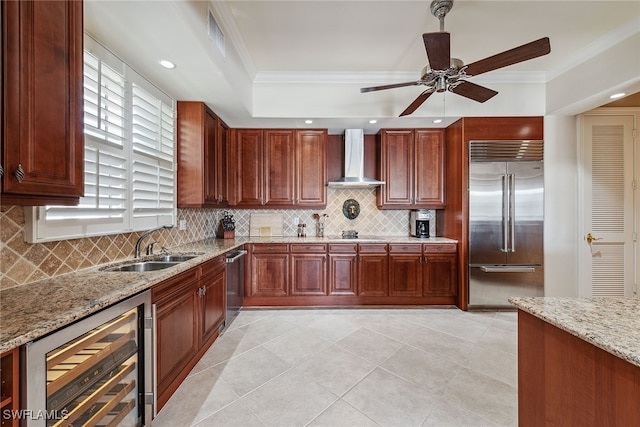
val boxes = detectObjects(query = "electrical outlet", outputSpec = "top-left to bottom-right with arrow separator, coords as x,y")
294,217 -> 300,225
179,219 -> 187,230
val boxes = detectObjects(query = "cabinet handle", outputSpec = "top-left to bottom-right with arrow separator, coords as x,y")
0,164 -> 4,177
323,256 -> 326,263
423,256 -> 428,263
13,164 -> 25,183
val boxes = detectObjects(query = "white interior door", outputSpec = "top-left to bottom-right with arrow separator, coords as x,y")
579,114 -> 636,297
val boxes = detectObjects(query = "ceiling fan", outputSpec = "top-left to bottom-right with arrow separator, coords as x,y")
360,0 -> 551,116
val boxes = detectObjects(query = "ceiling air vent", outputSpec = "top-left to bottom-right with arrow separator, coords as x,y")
208,10 -> 225,57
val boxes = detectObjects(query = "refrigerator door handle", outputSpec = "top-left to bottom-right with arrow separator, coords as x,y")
480,266 -> 536,273
501,174 -> 509,252
508,173 -> 516,252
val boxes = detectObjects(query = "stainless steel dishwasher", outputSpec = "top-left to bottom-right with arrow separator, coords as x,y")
224,248 -> 246,329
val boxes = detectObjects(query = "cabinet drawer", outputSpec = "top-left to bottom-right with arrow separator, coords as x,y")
389,244 -> 422,253
423,244 -> 457,253
152,268 -> 199,303
328,243 -> 357,253
290,243 -> 327,253
358,244 -> 388,253
251,243 -> 289,253
200,255 -> 225,277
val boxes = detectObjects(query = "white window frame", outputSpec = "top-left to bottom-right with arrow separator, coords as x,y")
25,35 -> 176,243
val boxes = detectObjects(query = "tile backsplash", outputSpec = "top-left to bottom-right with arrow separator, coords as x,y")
0,188 -> 435,289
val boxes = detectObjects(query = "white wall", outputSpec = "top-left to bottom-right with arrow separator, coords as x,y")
543,115 -> 579,296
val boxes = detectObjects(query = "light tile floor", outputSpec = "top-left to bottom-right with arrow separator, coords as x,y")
152,308 -> 518,427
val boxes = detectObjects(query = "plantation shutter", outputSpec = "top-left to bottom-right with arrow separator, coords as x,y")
130,80 -> 175,228
25,35 -> 176,242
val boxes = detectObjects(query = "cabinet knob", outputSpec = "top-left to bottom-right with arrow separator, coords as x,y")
13,164 -> 25,183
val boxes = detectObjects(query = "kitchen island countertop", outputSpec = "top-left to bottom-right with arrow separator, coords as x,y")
509,296 -> 640,368
0,235 -> 456,352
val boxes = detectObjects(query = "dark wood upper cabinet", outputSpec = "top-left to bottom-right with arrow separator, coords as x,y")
296,130 -> 327,205
229,128 -> 265,207
264,129 -> 296,206
377,129 -> 445,209
229,128 -> 326,208
1,0 -> 84,206
177,101 -> 229,208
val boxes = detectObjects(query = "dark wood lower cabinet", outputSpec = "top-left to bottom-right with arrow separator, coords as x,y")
154,279 -> 199,409
248,244 -> 289,297
328,244 -> 358,296
244,242 -> 457,306
389,244 -> 423,297
358,246 -> 389,297
153,256 -> 226,411
290,244 -> 327,296
0,349 -> 19,427
518,310 -> 640,426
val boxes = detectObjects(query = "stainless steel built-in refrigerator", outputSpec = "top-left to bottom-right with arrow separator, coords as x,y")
468,140 -> 544,308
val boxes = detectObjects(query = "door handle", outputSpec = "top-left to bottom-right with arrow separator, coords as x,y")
585,232 -> 602,245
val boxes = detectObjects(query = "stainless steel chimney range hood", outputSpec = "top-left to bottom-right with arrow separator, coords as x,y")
327,129 -> 385,188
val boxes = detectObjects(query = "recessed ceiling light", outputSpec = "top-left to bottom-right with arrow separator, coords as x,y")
369,119 -> 378,124
159,60 -> 176,69
610,92 -> 626,99
433,119 -> 443,124
304,119 -> 313,124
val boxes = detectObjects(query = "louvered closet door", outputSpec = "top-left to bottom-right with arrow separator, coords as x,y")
580,114 -> 635,297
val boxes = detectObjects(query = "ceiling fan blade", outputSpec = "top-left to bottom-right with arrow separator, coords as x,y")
464,37 -> 551,76
399,90 -> 435,116
423,32 -> 450,70
360,81 -> 422,93
450,81 -> 498,103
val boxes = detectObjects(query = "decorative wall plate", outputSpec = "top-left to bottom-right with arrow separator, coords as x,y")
343,199 -> 360,220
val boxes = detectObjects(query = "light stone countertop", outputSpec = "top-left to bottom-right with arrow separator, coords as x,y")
509,296 -> 640,368
0,235 -> 456,352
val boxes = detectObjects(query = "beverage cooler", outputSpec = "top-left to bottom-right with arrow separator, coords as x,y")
22,290 -> 152,426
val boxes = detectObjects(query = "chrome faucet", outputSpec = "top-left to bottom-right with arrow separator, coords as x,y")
134,224 -> 174,258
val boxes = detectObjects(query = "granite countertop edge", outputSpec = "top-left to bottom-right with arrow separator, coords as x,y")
509,296 -> 640,368
0,235 -> 457,352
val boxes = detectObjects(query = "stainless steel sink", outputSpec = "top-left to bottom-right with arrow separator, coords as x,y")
105,262 -> 180,272
103,252 -> 203,272
151,254 -> 201,263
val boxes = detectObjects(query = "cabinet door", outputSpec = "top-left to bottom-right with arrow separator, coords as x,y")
414,129 -> 445,207
264,129 -> 295,206
358,254 -> 389,297
0,349 -> 19,427
230,129 -> 264,206
214,119 -> 229,204
290,253 -> 327,295
296,130 -> 327,206
2,0 -> 84,205
423,253 -> 458,297
155,283 -> 199,404
378,129 -> 414,207
389,253 -> 423,297
200,269 -> 226,346
249,252 -> 289,297
203,110 -> 220,204
328,253 -> 357,296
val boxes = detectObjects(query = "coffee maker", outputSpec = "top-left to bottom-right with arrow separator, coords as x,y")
410,210 -> 430,238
